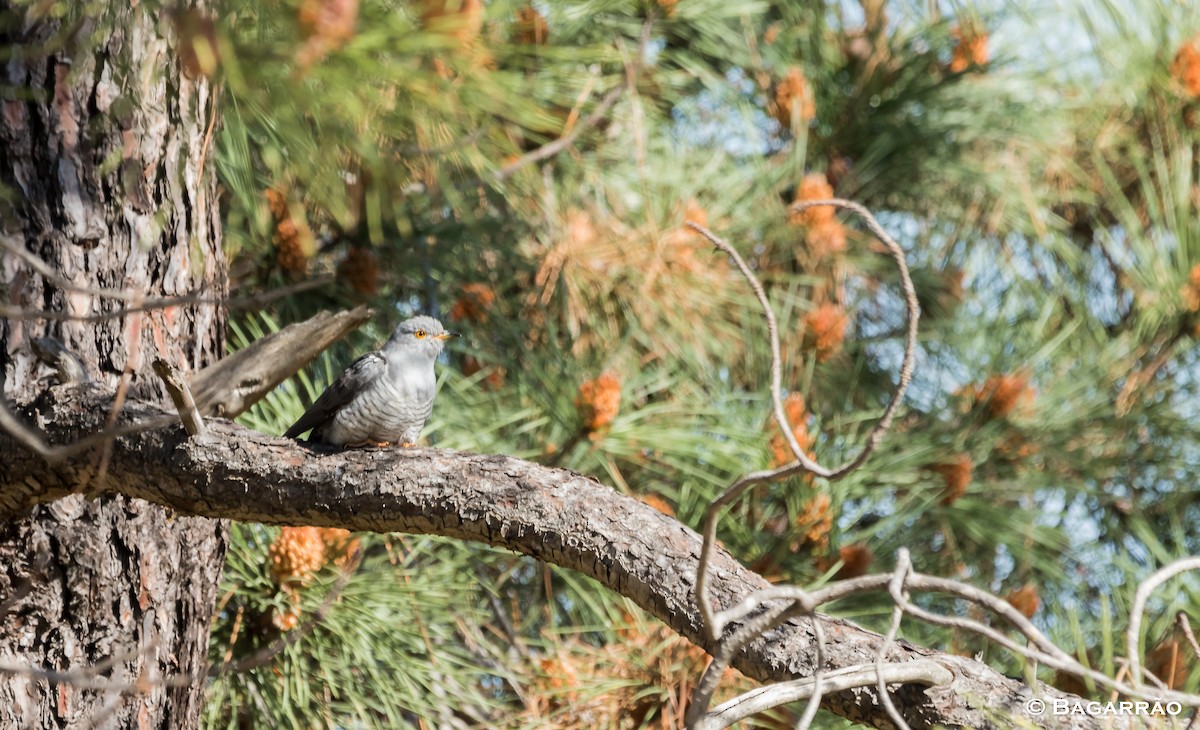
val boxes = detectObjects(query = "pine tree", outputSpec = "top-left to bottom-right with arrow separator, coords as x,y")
3,0 -> 1199,726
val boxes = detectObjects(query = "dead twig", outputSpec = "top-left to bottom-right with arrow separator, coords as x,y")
688,551 -> 1200,726
688,198 -> 919,644
684,198 -> 922,725
1127,557 -> 1200,688
153,359 -> 206,438
695,662 -> 952,730
1179,612 -> 1200,660
878,550 -> 915,730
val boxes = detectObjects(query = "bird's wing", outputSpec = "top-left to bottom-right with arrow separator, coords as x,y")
283,351 -> 387,439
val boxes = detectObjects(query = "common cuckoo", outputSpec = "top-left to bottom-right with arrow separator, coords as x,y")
284,315 -> 458,447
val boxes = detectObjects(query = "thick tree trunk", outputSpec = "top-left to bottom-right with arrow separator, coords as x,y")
0,2 -> 227,727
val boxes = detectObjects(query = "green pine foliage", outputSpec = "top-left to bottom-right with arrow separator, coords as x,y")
201,0 -> 1200,725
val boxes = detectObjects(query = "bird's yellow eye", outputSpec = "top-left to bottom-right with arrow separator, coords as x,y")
414,330 -> 427,339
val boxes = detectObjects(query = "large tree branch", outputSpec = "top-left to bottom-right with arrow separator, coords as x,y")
0,386 -> 1096,728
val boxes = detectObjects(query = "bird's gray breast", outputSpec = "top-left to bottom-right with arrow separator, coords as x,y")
327,356 -> 435,444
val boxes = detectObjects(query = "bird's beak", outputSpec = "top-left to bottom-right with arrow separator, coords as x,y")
437,332 -> 460,340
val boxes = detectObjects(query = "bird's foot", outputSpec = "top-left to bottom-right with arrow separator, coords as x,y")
345,439 -> 392,449
399,441 -> 416,448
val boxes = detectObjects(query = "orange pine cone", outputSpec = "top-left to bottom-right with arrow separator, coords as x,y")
265,187 -> 289,219
950,24 -> 989,73
835,543 -> 874,579
1172,35 -> 1200,98
789,173 -> 836,227
769,393 -> 811,467
295,0 -> 359,69
805,218 -> 848,260
802,303 -> 849,362
931,453 -> 973,506
448,282 -> 497,323
781,392 -> 806,424
421,0 -> 483,48
763,22 -> 781,45
267,188 -> 315,274
483,367 -> 506,391
795,493 -> 833,551
318,527 -> 360,569
1006,582 -> 1040,619
1181,263 -> 1200,311
513,4 -> 548,45
275,222 -> 310,275
268,526 -> 327,586
576,373 -> 621,433
769,67 -> 816,129
974,372 -> 1034,419
299,0 -> 358,44
769,428 -> 808,468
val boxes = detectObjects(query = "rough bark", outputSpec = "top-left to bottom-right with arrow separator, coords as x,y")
0,2 -> 227,728
0,386 -> 1098,730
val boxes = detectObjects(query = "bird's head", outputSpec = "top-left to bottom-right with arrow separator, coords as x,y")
385,315 -> 459,359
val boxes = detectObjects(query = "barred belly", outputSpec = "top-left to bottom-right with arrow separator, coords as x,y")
325,379 -> 434,445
